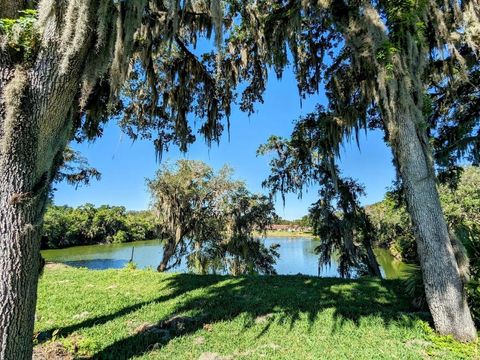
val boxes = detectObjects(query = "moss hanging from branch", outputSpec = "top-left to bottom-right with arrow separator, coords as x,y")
1,66 -> 28,156
16,0 -> 233,157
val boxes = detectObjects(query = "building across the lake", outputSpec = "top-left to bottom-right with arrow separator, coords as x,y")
268,224 -> 312,233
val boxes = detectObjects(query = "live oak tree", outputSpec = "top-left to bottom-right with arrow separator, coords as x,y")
225,0 -> 479,340
0,1 -> 231,358
147,160 -> 279,275
0,0 -> 478,357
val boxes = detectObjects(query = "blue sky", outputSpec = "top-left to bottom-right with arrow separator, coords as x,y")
54,67 -> 396,220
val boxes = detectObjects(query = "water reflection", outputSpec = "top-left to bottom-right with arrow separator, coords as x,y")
42,237 -> 411,279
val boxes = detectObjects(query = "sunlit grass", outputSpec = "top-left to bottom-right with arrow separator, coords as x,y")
35,266 -> 478,359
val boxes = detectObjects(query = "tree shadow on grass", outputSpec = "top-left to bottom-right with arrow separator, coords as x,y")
84,275 -> 427,359
35,274 -> 225,345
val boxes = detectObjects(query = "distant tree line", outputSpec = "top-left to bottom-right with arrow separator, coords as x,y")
367,167 -> 480,265
41,204 -> 158,249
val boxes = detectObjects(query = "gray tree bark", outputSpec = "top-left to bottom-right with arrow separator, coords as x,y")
0,66 -> 77,360
0,82 -> 44,355
0,69 -> 59,359
0,4 -> 98,358
339,3 -> 478,340
387,81 -> 477,342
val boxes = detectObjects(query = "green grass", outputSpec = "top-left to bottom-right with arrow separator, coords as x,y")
35,265 -> 479,359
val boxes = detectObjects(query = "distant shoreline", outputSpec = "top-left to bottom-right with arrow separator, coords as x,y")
257,230 -> 317,238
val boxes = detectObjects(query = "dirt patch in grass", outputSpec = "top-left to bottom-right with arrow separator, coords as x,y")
405,339 -> 431,348
203,323 -> 214,332
134,314 -> 207,339
194,336 -> 206,345
33,342 -> 72,360
44,263 -> 71,270
72,311 -> 90,320
161,314 -> 202,332
198,352 -> 233,360
255,313 -> 274,324
133,322 -> 170,340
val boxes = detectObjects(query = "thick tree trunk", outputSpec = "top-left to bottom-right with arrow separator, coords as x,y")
0,65 -> 75,358
0,9 -> 97,359
389,97 -> 477,342
0,65 -> 53,358
0,176 -> 47,360
0,0 -> 145,356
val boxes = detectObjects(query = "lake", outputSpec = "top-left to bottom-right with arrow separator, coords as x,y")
42,237 -> 412,279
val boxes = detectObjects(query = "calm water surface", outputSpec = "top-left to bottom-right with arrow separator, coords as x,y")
42,237 -> 412,279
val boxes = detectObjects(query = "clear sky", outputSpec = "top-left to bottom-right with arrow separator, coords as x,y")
54,67 -> 396,220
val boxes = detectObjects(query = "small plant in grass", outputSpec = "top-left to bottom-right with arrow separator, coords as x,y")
124,261 -> 137,270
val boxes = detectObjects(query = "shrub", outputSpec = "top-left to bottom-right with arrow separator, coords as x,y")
112,230 -> 130,244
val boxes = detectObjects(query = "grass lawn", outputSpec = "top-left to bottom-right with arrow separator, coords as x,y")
35,265 -> 478,359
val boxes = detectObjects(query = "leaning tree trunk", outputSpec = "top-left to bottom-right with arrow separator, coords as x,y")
344,3 -> 477,340
158,240 -> 177,272
158,226 -> 184,272
364,238 -> 382,278
387,82 -> 477,342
